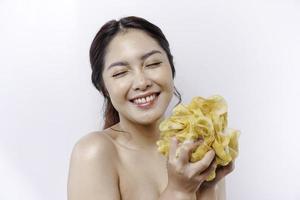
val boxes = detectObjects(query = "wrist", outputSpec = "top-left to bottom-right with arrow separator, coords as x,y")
199,181 -> 217,190
161,185 -> 197,200
173,190 -> 197,200
196,184 -> 217,199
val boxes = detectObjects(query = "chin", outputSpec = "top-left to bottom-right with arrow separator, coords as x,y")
134,115 -> 162,126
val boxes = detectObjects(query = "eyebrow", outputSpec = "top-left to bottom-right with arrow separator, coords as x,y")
107,50 -> 162,70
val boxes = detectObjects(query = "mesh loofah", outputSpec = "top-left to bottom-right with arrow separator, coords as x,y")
156,95 -> 240,181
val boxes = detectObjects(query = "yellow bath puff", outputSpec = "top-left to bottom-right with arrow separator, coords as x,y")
156,95 -> 240,181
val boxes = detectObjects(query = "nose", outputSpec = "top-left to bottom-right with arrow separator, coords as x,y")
132,71 -> 152,91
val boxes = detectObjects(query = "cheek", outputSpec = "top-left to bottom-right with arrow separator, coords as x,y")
151,66 -> 174,91
104,78 -> 130,102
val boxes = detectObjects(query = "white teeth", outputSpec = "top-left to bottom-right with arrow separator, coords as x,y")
150,95 -> 154,101
133,94 -> 157,104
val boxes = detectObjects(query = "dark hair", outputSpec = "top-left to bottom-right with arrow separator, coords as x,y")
89,16 -> 182,129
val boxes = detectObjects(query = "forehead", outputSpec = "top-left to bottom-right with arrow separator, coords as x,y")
104,29 -> 165,66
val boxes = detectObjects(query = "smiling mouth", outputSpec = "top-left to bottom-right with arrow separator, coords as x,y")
129,92 -> 160,105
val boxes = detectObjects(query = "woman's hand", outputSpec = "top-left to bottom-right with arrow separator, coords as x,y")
164,137 -> 217,197
197,160 -> 235,191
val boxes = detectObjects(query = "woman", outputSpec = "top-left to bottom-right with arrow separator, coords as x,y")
67,16 -> 234,200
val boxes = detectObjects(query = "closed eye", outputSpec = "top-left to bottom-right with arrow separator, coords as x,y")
112,71 -> 127,77
146,62 -> 162,67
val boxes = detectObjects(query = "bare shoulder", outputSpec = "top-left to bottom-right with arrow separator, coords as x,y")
67,131 -> 121,200
71,131 -> 118,161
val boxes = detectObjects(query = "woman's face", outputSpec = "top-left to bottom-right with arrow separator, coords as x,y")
102,28 -> 174,125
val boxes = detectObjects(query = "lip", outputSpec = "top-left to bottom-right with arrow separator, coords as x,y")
129,91 -> 161,101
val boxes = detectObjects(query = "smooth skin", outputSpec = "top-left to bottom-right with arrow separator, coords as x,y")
67,28 -> 234,200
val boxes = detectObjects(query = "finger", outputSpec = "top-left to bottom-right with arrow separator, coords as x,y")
177,139 -> 203,163
205,160 -> 235,186
190,150 -> 215,173
186,138 -> 203,155
168,136 -> 179,161
195,159 -> 217,182
214,161 -> 235,181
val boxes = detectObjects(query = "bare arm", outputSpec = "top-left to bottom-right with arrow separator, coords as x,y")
157,179 -> 226,200
217,178 -> 226,200
196,185 -> 217,200
158,179 -> 227,200
196,178 -> 226,200
158,187 -> 197,200
67,132 -> 121,200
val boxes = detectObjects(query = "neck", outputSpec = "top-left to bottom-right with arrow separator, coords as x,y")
114,114 -> 165,151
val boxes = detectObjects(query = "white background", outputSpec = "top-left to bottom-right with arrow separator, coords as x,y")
1,0 -> 299,199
